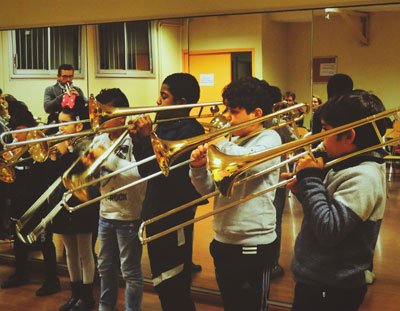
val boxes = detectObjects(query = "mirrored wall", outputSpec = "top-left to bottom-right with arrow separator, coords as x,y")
1,3 -> 400,308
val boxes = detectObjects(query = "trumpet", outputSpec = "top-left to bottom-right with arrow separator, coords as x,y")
138,106 -> 395,244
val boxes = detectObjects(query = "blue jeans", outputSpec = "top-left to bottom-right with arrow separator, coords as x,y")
98,217 -> 143,311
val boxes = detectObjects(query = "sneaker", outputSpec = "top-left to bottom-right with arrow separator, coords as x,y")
36,278 -> 61,296
1,273 -> 29,289
271,264 -> 284,280
191,262 -> 202,273
364,270 -> 375,285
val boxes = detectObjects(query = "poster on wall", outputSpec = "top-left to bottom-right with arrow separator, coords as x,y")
312,56 -> 337,83
199,73 -> 215,86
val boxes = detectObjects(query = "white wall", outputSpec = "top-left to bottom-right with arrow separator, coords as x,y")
312,11 -> 400,109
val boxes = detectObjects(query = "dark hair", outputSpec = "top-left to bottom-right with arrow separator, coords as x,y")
163,73 -> 200,104
222,77 -> 273,115
269,86 -> 283,104
61,97 -> 89,129
8,108 -> 37,129
96,88 -> 129,108
320,89 -> 387,149
57,64 -> 75,76
327,73 -> 353,99
4,94 -> 29,117
284,91 -> 296,101
0,88 -> 2,96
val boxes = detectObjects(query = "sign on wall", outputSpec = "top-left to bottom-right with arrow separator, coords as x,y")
312,56 -> 337,83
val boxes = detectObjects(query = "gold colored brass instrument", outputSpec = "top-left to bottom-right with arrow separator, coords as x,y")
151,102 -> 309,176
1,98 -> 224,149
0,100 -> 10,121
0,162 -> 16,183
138,106 -> 396,244
88,94 -> 224,130
62,102 -> 308,211
62,130 -> 129,202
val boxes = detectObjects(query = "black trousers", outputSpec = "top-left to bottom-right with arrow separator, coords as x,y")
210,239 -> 277,311
148,222 -> 195,311
292,282 -> 368,311
12,221 -> 57,280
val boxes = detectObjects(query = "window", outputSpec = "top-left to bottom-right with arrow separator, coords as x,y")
97,21 -> 154,77
11,25 -> 83,77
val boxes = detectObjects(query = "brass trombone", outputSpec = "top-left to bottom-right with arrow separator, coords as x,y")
151,102 -> 309,176
0,96 -> 225,149
138,106 -> 396,244
62,102 -> 308,212
61,99 -> 227,203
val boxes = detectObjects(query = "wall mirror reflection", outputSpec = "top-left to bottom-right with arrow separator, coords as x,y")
0,2 -> 400,310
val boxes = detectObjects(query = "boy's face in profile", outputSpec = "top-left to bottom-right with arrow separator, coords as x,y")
224,105 -> 261,138
157,84 -> 175,107
58,112 -> 82,134
321,119 -> 356,158
12,125 -> 29,142
156,83 -> 182,120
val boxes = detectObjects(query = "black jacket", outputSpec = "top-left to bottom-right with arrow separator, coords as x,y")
133,119 -> 206,230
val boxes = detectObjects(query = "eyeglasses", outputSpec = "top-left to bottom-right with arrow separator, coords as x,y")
61,75 -> 74,79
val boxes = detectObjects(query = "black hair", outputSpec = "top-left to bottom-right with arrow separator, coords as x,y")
269,86 -> 283,104
222,77 -> 272,115
284,91 -> 296,101
60,97 -> 90,129
58,64 -> 75,76
8,108 -> 37,129
327,73 -> 353,99
4,94 -> 29,117
95,88 -> 129,108
163,73 -> 200,104
320,89 -> 387,149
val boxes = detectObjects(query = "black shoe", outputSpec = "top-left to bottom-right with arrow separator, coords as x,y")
1,273 -> 29,289
191,262 -> 202,273
70,283 -> 95,311
59,281 -> 82,311
271,264 -> 284,280
36,278 -> 61,296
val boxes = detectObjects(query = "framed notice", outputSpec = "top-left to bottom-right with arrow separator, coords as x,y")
312,56 -> 337,83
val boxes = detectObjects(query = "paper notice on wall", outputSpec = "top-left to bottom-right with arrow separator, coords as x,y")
320,63 -> 337,76
199,73 -> 214,86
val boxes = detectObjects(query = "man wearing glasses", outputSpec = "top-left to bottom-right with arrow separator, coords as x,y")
43,64 -> 87,126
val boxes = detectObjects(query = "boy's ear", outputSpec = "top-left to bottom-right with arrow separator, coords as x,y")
176,98 -> 187,105
344,129 -> 356,144
253,107 -> 263,117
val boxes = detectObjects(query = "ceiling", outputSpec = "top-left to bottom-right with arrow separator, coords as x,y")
0,0 -> 397,30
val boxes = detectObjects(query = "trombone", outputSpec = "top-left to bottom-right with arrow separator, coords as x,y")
138,106 -> 396,244
0,96 -> 225,149
62,102 -> 309,211
150,102 -> 309,176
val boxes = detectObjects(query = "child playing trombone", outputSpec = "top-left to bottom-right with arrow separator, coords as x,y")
284,90 -> 387,311
131,73 -> 205,311
85,88 -> 146,311
189,77 -> 282,311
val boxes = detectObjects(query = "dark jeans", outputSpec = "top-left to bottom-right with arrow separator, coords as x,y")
12,221 -> 57,280
210,239 -> 277,311
292,282 -> 368,311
